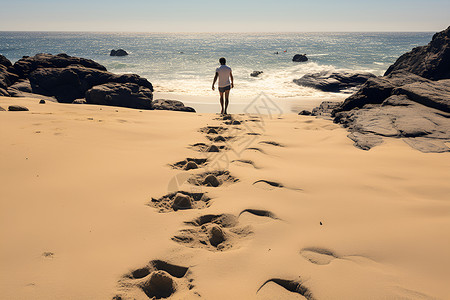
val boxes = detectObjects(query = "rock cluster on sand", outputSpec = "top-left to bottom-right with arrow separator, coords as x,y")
292,54 -> 308,62
152,99 -> 196,112
294,71 -> 376,92
0,53 -> 195,112
110,49 -> 128,57
321,26 -> 450,153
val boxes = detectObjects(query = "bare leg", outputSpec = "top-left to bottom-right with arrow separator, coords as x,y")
219,91 -> 224,115
224,90 -> 230,114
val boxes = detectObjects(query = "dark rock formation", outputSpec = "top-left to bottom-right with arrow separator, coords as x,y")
293,71 -> 376,92
292,54 -> 308,62
298,110 -> 311,116
310,28 -> 450,153
85,83 -> 153,109
39,99 -> 45,104
250,71 -> 263,77
110,49 -> 128,57
0,54 -> 12,67
152,99 -> 196,112
11,53 -> 106,79
27,65 -> 153,103
311,101 -> 341,117
1,64 -> 20,95
8,105 -> 29,111
384,26 -> 450,80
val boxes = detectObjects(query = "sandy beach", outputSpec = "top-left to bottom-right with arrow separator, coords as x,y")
1,96 -> 449,299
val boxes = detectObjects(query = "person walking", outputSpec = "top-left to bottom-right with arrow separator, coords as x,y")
212,57 -> 234,115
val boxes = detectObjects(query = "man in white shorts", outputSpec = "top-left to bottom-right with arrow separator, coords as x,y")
212,57 -> 234,115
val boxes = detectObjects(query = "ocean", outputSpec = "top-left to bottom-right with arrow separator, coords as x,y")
0,31 -> 433,112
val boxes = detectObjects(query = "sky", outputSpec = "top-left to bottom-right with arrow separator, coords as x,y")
0,0 -> 449,32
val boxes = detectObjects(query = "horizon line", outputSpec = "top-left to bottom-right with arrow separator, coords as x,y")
0,30 -> 439,34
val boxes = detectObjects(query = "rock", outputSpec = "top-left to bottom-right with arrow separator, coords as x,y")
11,53 -> 106,79
250,71 -> 263,77
184,161 -> 198,170
292,54 -> 308,62
0,54 -> 12,67
337,71 -> 429,112
152,99 -> 196,112
393,79 -> 450,113
8,105 -> 29,111
27,65 -> 153,103
203,174 -> 220,187
206,145 -> 219,152
207,128 -> 218,134
1,64 -> 20,92
403,137 -> 450,153
110,49 -> 128,56
0,106 -> 5,111
311,101 -> 341,117
72,99 -> 86,104
209,225 -> 226,247
348,132 -> 384,150
293,71 -> 376,92
141,270 -> 176,299
0,88 -> 9,96
384,26 -> 450,80
85,82 -> 153,110
172,193 -> 192,210
39,99 -> 45,104
298,110 -> 311,115
213,136 -> 226,142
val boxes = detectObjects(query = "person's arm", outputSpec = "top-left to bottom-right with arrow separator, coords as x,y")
230,71 -> 234,88
212,72 -> 218,90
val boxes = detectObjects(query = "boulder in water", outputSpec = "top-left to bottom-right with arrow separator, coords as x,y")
110,49 -> 128,57
292,54 -> 308,62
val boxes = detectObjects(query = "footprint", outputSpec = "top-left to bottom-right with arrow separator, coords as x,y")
257,279 -> 315,300
299,248 -> 338,265
253,180 -> 303,192
206,135 -> 234,142
224,120 -> 242,125
244,147 -> 266,154
189,143 -> 227,152
172,214 -> 252,251
148,191 -> 211,213
199,126 -> 228,135
253,180 -> 283,190
238,209 -> 279,220
118,260 -> 194,299
231,159 -> 259,169
188,171 -> 238,188
259,141 -> 285,147
170,158 -> 208,170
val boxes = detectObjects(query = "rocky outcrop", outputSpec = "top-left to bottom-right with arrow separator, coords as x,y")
0,54 -> 12,67
293,71 -> 376,92
0,53 -> 197,112
311,101 -> 341,117
152,99 -> 196,112
110,49 -> 128,56
250,71 -> 263,77
292,54 -> 308,62
85,83 -> 153,109
27,65 -> 153,103
11,53 -> 106,78
384,26 -> 450,80
317,27 -> 450,153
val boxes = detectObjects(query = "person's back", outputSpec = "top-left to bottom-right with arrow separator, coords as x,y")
216,64 -> 232,88
212,57 -> 234,115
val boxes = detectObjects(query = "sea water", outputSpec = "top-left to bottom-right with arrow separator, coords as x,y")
0,31 -> 433,112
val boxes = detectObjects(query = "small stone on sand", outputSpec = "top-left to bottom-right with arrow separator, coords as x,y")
207,145 -> 219,152
203,174 -> 220,187
172,193 -> 193,210
184,161 -> 198,170
209,225 -> 226,247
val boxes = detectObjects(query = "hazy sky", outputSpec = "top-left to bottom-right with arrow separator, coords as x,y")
0,0 -> 449,32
